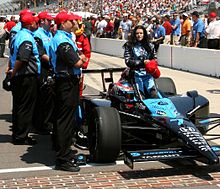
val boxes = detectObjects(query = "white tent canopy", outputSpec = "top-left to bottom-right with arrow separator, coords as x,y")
72,11 -> 98,19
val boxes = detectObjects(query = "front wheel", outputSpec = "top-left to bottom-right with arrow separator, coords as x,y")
88,107 -> 121,163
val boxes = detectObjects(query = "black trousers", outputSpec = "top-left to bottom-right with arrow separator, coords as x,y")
198,37 -> 207,48
34,67 -> 54,132
11,75 -> 38,140
207,39 -> 220,50
53,77 -> 79,164
38,85 -> 54,131
153,41 -> 163,53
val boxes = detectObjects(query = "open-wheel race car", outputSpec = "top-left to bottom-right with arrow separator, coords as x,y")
77,67 -> 220,169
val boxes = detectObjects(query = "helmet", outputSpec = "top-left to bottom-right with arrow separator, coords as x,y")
145,59 -> 161,79
109,81 -> 134,98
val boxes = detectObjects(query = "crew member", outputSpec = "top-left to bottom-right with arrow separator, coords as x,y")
50,11 -> 86,172
9,9 -> 35,47
34,11 -> 54,134
6,9 -> 35,74
10,13 -> 40,145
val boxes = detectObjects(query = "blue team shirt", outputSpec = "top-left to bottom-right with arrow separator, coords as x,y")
50,30 -> 80,76
10,28 -> 40,75
34,27 -> 53,56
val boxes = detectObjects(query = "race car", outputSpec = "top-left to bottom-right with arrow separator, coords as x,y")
78,67 -> 220,169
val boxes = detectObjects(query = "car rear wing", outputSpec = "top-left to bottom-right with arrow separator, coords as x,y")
83,67 -> 126,92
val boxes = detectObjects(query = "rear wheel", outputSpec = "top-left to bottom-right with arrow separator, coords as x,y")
88,107 -> 121,163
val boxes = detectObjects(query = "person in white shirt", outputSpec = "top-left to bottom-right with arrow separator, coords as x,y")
96,16 -> 107,37
118,13 -> 132,40
205,12 -> 220,49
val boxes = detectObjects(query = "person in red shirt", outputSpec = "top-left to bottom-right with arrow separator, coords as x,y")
104,16 -> 114,38
4,16 -> 16,33
162,15 -> 172,44
73,18 -> 91,149
74,19 -> 91,96
0,16 -> 16,57
90,16 -> 96,35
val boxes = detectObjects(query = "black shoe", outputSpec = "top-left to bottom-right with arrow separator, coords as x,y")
13,137 -> 37,145
55,161 -> 80,172
74,131 -> 88,150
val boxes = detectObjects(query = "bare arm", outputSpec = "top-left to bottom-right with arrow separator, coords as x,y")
11,60 -> 23,77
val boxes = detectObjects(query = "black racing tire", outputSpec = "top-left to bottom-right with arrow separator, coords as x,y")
156,77 -> 177,96
88,106 -> 121,163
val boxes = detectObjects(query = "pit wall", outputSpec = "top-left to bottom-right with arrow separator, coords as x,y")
91,37 -> 220,78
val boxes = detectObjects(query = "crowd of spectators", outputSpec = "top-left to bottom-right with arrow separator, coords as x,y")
100,0 -> 201,17
24,0 -> 217,50
1,0 -> 219,51
84,9 -> 220,50
26,0 -> 203,15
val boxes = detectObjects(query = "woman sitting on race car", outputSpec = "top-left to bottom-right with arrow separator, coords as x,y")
123,25 -> 161,98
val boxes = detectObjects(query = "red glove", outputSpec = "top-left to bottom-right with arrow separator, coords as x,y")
145,59 -> 161,79
82,58 -> 90,69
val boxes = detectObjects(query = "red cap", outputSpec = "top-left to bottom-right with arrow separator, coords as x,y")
21,14 -> 38,25
209,12 -> 217,18
145,60 -> 161,79
19,9 -> 35,17
55,11 -> 76,25
38,11 -> 53,20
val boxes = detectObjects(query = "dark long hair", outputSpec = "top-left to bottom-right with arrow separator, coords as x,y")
126,25 -> 153,55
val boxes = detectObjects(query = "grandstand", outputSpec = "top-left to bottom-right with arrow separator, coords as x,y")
0,0 -> 218,17
0,0 -> 101,15
0,1 -> 20,15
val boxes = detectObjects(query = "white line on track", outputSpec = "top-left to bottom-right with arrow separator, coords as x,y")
0,160 -> 128,174
0,166 -> 54,173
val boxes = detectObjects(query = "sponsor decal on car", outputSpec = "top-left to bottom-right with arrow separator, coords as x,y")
179,126 -> 211,152
130,152 -> 141,157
